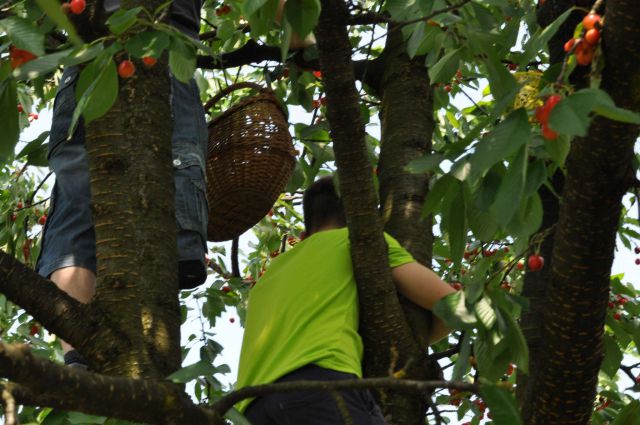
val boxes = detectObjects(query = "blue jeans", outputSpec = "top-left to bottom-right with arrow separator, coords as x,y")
36,66 -> 208,286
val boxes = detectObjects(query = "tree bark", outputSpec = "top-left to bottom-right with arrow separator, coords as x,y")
315,1 -> 423,423
526,1 -> 640,423
377,28 -> 436,423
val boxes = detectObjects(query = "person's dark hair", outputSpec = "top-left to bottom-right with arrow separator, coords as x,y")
303,176 -> 347,235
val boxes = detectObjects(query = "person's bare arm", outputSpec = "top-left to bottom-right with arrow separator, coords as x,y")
391,262 -> 456,344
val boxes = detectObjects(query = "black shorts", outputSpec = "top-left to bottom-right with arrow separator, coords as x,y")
245,365 -> 388,425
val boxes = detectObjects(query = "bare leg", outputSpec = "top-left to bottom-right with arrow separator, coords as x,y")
49,266 -> 96,353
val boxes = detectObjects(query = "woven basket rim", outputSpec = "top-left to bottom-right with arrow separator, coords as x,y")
208,91 -> 287,128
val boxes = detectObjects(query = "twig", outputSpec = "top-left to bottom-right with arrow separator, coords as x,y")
1,388 -> 17,425
331,390 -> 354,425
231,237 -> 240,278
427,396 -> 444,425
211,378 -> 480,416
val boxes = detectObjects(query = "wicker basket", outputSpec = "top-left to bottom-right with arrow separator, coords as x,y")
205,82 -> 296,242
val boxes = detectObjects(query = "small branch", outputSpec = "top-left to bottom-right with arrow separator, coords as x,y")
393,0 -> 472,28
0,343 -> 221,425
347,11 -> 392,25
1,388 -> 17,425
211,378 -> 479,416
231,237 -> 240,278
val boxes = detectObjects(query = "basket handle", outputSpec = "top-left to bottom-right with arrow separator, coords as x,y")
203,82 -> 268,112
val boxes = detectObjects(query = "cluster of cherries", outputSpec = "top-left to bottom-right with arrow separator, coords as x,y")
564,13 -> 602,66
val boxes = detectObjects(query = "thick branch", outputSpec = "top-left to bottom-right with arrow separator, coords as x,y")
0,251 -> 97,349
0,343 -> 221,425
212,378 -> 479,416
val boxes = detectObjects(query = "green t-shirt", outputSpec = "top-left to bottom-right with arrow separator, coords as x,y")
235,228 -> 414,411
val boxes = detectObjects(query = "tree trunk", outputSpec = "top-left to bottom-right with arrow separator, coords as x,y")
377,28 -> 436,423
526,1 -> 640,423
315,2 -> 423,423
83,50 -> 180,375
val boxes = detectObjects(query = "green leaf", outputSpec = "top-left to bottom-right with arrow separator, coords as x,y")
125,31 -> 170,58
480,384 -> 523,425
498,305 -> 529,373
475,297 -> 496,329
284,0 -> 320,39
244,0 -> 269,16
548,91 -> 598,137
62,43 -> 105,67
507,192 -> 543,241
428,48 -> 461,84
523,159 -> 547,197
612,400 -> 640,425
422,174 -> 455,216
445,182 -> 466,266
13,49 -> 72,80
405,153 -> 444,174
166,360 -> 220,383
433,290 -> 477,330
484,55 -> 518,108
601,334 -> 622,379
0,16 -> 45,56
544,136 -> 570,166
106,7 -> 143,35
407,23 -> 444,59
0,80 -> 19,162
590,89 -> 640,124
474,328 -> 509,381
82,59 -> 118,124
470,109 -> 530,180
17,131 -> 49,166
34,0 -> 82,46
491,145 -> 527,225
169,38 -> 196,83
520,8 -> 572,66
451,331 -> 472,381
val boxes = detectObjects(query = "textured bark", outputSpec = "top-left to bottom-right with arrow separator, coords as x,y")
314,2 -> 423,423
84,50 -> 180,377
0,344 -> 220,425
526,1 -> 640,423
377,29 -> 436,423
517,0 -> 592,410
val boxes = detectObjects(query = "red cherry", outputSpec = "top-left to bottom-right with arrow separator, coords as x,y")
29,324 -> 39,336
516,261 -> 524,270
282,68 -> 289,78
506,364 -> 514,377
564,38 -> 576,53
270,251 -> 279,258
582,14 -> 601,31
29,113 -> 39,121
585,28 -> 600,45
61,2 -> 71,14
142,56 -> 157,67
444,84 -> 452,93
312,99 -> 320,109
221,285 -> 231,293
455,69 -> 463,81
452,283 -> 462,291
608,301 -> 615,309
508,63 -> 517,71
216,4 -> 231,16
38,214 -> 47,226
527,254 -> 544,272
312,70 -> 322,79
69,0 -> 86,14
635,259 -> 640,265
229,317 -> 235,323
575,42 -> 594,66
613,312 -> 621,321
118,60 -> 136,78
17,104 -> 23,113
635,247 -> 640,254
542,123 -> 558,140
17,201 -> 23,209
635,376 -> 640,384
320,97 -> 328,106
10,214 -> 17,222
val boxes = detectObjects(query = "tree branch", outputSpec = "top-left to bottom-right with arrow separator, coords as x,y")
211,377 -> 479,416
0,252 -> 95,349
0,343 -> 222,425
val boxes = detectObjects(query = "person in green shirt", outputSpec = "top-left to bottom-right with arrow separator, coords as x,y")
236,176 -> 455,424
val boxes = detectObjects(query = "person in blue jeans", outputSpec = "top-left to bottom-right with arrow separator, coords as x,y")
36,0 -> 208,368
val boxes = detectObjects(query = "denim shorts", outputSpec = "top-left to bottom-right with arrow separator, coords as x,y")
36,66 -> 208,279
